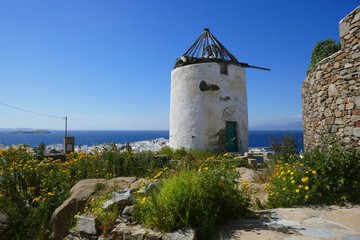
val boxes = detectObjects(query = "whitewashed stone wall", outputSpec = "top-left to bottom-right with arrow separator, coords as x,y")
170,62 -> 248,153
302,6 -> 360,151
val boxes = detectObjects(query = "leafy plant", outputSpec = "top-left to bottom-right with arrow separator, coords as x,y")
0,145 -> 71,239
134,167 -> 250,239
0,144 -> 169,239
307,39 -> 341,74
266,158 -> 317,208
266,136 -> 360,207
269,133 -> 301,162
80,193 -> 119,235
302,136 -> 360,204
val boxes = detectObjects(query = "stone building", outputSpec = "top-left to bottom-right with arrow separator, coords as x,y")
170,29 -> 269,153
302,6 -> 360,151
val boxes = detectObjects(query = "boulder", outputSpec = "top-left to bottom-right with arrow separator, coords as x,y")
111,222 -> 163,240
48,177 -> 137,240
163,229 -> 196,240
0,212 -> 9,240
102,190 -> 135,210
122,206 -> 134,216
76,215 -> 98,236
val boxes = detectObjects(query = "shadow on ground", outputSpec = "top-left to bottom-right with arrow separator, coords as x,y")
217,210 -> 302,239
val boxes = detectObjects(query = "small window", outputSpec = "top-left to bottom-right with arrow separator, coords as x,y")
220,63 -> 228,75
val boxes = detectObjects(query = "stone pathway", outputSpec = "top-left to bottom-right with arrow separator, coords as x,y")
217,205 -> 360,240
217,167 -> 360,239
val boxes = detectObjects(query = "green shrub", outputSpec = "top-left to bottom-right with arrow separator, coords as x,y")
269,133 -> 300,162
0,145 -> 71,239
157,146 -> 224,161
134,167 -> 250,239
302,137 -> 360,204
307,38 -> 341,74
266,157 -> 317,208
0,144 -> 168,239
80,192 -> 120,235
266,136 -> 360,207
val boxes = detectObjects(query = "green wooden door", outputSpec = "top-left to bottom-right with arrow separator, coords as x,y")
226,121 -> 239,152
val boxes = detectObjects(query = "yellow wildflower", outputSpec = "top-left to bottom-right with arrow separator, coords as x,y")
312,170 -> 317,174
295,189 -> 300,193
153,171 -> 163,179
305,195 -> 309,200
32,196 -> 42,202
301,177 -> 308,183
304,186 -> 309,190
223,152 -> 231,158
291,180 -> 295,184
282,187 -> 286,191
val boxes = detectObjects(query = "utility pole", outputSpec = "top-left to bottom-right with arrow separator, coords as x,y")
65,116 -> 68,137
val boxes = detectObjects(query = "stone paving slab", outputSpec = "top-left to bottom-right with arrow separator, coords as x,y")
217,205 -> 360,240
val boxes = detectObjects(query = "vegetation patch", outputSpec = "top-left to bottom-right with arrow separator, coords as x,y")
134,166 -> 251,239
265,135 -> 360,207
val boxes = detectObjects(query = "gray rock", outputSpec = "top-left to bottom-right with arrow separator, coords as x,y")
328,84 -> 338,96
354,128 -> 360,137
163,229 -> 196,240
346,103 -> 355,110
111,223 -> 162,240
77,215 -> 98,235
0,212 -> 9,239
324,108 -> 332,117
344,126 -> 354,135
48,177 -> 137,240
122,206 -> 134,216
102,190 -> 135,209
335,118 -> 344,125
355,96 -> 360,108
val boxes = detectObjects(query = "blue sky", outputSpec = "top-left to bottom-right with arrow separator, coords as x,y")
0,1 -> 358,130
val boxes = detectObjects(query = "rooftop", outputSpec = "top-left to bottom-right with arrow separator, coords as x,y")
174,28 -> 270,71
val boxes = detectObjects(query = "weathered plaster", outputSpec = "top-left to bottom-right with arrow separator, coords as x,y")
170,62 -> 248,153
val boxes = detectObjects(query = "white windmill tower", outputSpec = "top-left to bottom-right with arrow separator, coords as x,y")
170,28 -> 269,154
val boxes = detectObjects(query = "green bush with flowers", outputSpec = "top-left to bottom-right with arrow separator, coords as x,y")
0,144 -> 246,239
0,144 -> 167,239
0,145 -> 71,239
302,137 -> 360,204
266,135 -> 360,207
133,163 -> 251,240
265,157 -> 318,207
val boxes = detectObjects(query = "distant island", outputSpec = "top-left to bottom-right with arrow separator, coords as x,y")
0,129 -> 51,134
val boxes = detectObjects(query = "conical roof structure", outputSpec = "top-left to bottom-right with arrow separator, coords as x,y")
174,28 -> 270,71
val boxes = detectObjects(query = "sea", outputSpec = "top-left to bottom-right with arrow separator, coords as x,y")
0,130 -> 304,151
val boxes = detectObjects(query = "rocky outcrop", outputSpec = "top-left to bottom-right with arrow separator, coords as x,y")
48,177 -> 137,240
0,212 -> 9,240
64,178 -> 196,240
302,6 -> 360,151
